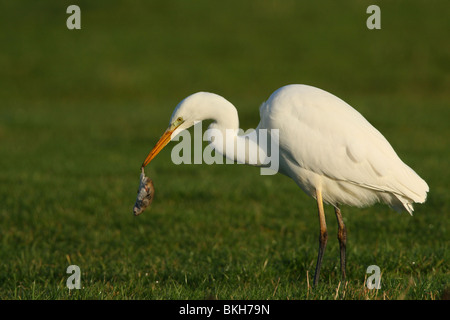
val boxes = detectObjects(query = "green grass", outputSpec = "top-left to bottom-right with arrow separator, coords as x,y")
0,1 -> 449,300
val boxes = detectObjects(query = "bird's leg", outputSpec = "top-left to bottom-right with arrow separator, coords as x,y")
313,189 -> 328,286
334,205 -> 347,281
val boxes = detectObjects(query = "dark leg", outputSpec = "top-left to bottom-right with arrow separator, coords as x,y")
334,205 -> 347,281
313,189 -> 328,286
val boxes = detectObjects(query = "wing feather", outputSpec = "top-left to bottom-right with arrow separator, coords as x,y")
259,85 -> 429,208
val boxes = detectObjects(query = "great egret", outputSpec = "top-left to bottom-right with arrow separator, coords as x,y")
141,84 -> 429,285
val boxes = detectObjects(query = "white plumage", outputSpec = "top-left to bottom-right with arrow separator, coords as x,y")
141,84 -> 429,284
258,84 -> 428,214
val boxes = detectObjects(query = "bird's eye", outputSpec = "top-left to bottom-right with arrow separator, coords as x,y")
177,117 -> 183,123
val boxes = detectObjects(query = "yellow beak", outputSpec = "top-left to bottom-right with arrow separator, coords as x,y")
141,124 -> 181,169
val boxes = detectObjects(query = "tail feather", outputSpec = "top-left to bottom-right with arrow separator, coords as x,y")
395,194 -> 415,215
390,164 -> 429,214
394,180 -> 428,215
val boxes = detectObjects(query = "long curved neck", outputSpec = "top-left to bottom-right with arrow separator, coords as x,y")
200,93 -> 269,167
197,92 -> 239,131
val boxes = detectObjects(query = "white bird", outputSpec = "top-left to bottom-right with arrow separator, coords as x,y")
141,84 -> 429,285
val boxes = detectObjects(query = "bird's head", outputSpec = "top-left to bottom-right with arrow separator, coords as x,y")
141,92 -> 212,168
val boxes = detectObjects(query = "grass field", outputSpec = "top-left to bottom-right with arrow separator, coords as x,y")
0,1 -> 449,300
